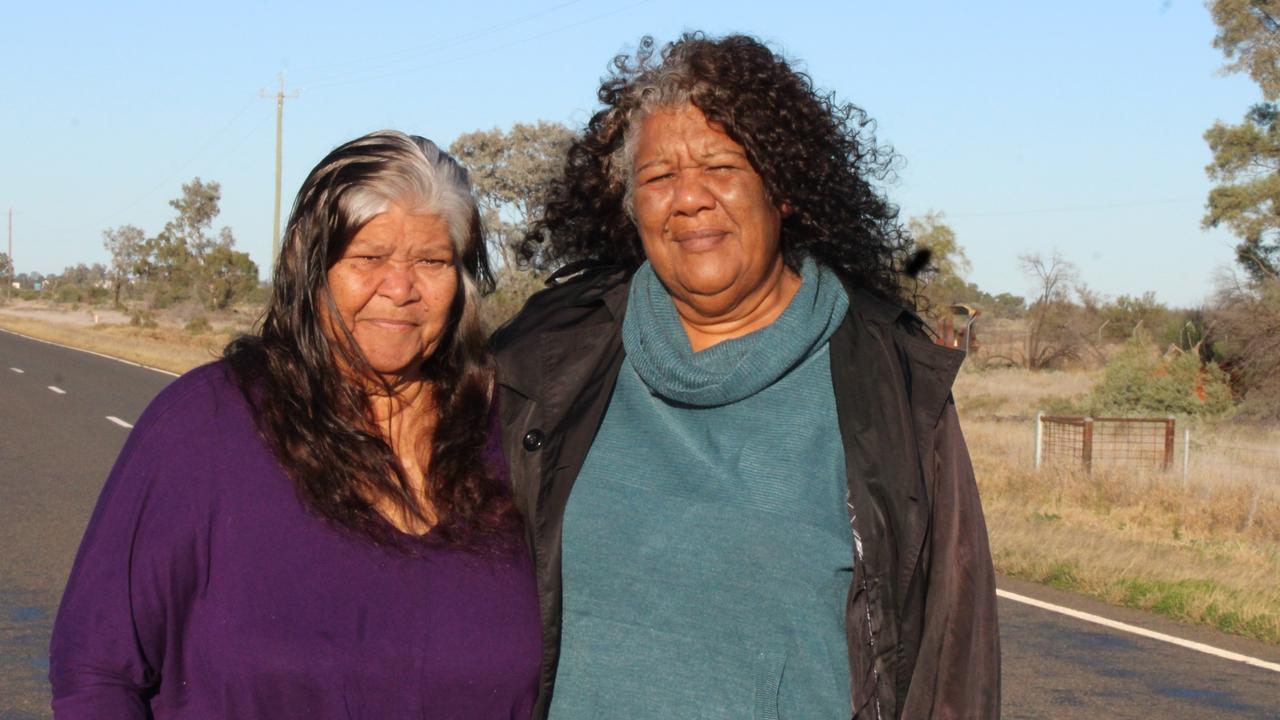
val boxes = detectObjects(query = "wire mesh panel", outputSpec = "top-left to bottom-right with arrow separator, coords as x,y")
1039,416 -> 1174,472
1040,416 -> 1086,466
1091,418 -> 1175,470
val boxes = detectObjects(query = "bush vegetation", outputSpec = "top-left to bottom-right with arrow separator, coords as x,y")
1087,341 -> 1234,417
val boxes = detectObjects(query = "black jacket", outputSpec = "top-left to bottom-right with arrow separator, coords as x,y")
492,266 -> 1000,719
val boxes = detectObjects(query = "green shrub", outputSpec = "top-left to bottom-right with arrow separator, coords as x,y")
185,315 -> 211,335
1089,342 -> 1233,416
55,285 -> 84,303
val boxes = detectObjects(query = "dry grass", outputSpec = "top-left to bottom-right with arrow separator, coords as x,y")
959,365 -> 1280,643
954,365 -> 1098,418
0,312 -> 238,374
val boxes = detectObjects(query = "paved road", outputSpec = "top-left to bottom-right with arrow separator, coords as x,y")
1,328 -> 1277,718
0,330 -> 177,717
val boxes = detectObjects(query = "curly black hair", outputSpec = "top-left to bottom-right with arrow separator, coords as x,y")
520,32 -> 913,303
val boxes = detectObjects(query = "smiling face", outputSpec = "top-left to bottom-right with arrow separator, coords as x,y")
631,103 -> 793,324
325,203 -> 459,380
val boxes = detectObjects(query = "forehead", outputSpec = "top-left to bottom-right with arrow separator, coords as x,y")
634,104 -> 746,161
350,207 -> 452,248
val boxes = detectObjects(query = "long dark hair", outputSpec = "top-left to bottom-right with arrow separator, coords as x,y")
225,130 -> 517,550
521,33 -> 913,304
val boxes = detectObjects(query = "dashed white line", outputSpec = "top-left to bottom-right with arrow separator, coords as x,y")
9,367 -> 23,373
997,589 -> 1280,673
47,385 -> 66,395
105,416 -> 133,429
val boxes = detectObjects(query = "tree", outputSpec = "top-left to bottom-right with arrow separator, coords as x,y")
164,178 -> 225,260
141,178 -> 243,307
1210,0 -> 1280,99
904,211 -> 1024,322
1203,105 -> 1280,281
1208,274 -> 1280,420
198,245 -> 258,310
102,224 -> 147,306
449,121 -> 574,266
1017,253 -> 1086,370
1204,1 -> 1280,281
907,211 -> 973,321
0,252 -> 12,295
1098,291 -> 1170,343
907,211 -> 971,284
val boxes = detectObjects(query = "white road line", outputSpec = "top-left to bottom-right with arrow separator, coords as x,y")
0,328 -> 179,377
997,589 -> 1280,673
47,385 -> 66,395
9,367 -> 24,373
105,416 -> 133,429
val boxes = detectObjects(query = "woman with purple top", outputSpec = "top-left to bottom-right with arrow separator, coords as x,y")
49,131 -> 541,718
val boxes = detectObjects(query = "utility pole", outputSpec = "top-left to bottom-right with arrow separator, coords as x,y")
262,73 -> 299,271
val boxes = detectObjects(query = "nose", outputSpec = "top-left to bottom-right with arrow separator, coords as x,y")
375,260 -> 421,305
671,170 -> 715,216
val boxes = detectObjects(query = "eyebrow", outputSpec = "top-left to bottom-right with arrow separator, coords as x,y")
634,147 -> 747,173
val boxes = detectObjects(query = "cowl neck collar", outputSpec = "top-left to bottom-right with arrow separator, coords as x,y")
622,257 -> 849,407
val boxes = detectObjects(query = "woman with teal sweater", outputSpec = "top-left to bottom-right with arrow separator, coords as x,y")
494,33 -> 1001,719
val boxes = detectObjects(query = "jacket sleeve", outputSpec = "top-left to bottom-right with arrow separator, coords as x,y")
901,402 -> 1001,719
49,403 -> 201,718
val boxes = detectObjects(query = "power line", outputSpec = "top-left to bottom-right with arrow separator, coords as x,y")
305,0 -> 651,91
293,0 -> 585,79
93,94 -> 260,230
949,196 -> 1202,219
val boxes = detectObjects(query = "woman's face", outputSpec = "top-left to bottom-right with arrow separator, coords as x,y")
325,203 -> 459,379
631,103 -> 788,319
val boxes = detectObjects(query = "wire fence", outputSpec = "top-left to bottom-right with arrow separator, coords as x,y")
1184,435 -> 1280,481
1035,413 -> 1280,486
1036,414 -> 1174,472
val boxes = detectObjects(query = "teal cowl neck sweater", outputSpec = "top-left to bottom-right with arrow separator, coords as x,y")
551,258 -> 855,719
623,256 -> 848,406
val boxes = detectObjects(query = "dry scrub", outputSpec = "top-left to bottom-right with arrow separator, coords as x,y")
959,363 -> 1280,644
0,311 -> 241,374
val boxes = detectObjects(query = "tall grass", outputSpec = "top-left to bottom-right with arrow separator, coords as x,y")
959,362 -> 1280,643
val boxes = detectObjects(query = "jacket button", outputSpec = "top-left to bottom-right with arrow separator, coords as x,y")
522,429 -> 545,451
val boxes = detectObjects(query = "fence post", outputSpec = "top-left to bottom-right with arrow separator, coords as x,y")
1182,428 -> 1190,488
1034,412 -> 1044,469
1163,417 -> 1175,472
1245,487 -> 1261,532
1082,417 -> 1094,473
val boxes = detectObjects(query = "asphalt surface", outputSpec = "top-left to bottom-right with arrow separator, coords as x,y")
1,327 -> 1277,718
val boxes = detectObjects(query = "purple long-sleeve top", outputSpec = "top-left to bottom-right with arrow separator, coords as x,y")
49,362 -> 540,719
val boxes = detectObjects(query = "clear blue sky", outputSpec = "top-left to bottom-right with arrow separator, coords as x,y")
1,1 -> 1261,306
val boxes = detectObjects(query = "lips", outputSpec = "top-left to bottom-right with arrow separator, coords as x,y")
671,227 -> 728,252
361,318 -> 421,331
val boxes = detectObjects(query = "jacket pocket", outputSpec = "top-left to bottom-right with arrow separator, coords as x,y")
753,649 -> 787,720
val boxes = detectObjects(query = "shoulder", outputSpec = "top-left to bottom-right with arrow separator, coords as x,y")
86,362 -> 260,547
834,277 -> 964,406
117,361 -> 258,477
841,283 -> 928,339
133,361 -> 248,438
490,263 -> 632,355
